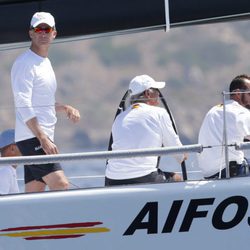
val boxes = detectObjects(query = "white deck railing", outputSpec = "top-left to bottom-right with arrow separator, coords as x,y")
0,144 -> 203,166
1,142 -> 249,167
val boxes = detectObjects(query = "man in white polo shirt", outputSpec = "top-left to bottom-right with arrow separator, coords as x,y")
105,74 -> 187,186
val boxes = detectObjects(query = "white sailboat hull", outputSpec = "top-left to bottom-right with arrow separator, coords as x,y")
0,177 -> 249,249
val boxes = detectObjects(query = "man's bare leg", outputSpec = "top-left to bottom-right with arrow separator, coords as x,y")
43,170 -> 69,191
25,180 -> 46,193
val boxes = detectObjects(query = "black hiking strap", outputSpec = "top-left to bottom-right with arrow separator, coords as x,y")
158,91 -> 187,180
107,90 -> 129,152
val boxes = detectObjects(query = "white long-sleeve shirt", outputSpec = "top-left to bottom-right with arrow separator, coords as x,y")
106,103 -> 184,179
198,100 -> 250,177
11,49 -> 57,142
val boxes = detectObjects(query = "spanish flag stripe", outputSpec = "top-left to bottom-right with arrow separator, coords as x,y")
25,234 -> 84,240
0,222 -> 102,232
0,227 -> 110,237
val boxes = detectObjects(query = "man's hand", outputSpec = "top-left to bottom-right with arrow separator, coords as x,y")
55,103 -> 80,123
64,105 -> 80,123
182,153 -> 188,162
26,117 -> 59,154
40,136 -> 59,155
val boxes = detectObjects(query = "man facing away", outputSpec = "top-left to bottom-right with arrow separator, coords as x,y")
105,74 -> 187,186
0,129 -> 21,195
11,12 -> 80,192
198,74 -> 250,179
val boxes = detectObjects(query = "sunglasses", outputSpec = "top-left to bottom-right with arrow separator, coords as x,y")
32,27 -> 54,34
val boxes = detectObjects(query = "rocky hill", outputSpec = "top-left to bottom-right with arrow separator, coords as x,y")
0,20 -> 249,152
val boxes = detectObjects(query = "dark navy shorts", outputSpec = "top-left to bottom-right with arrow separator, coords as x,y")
105,169 -> 175,186
16,137 -> 62,184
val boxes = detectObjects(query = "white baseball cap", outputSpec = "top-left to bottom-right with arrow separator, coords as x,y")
129,75 -> 165,95
0,129 -> 15,151
30,12 -> 55,28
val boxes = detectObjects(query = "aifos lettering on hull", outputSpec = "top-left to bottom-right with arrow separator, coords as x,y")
124,196 -> 249,235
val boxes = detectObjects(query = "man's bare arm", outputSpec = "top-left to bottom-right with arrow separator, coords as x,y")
55,103 -> 80,123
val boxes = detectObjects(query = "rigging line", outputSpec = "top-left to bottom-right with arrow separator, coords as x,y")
159,90 -> 187,180
107,90 -> 130,152
0,96 -> 171,110
0,104 -> 57,110
0,24 -> 166,52
15,104 -> 55,108
0,103 -> 77,110
171,12 -> 250,27
17,175 -> 105,181
68,175 -> 105,179
69,181 -> 81,189
106,90 -> 130,167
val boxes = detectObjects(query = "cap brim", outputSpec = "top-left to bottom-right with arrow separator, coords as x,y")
32,20 -> 54,28
151,81 -> 166,89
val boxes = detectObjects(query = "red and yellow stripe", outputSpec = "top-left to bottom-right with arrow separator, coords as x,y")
0,222 -> 110,240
